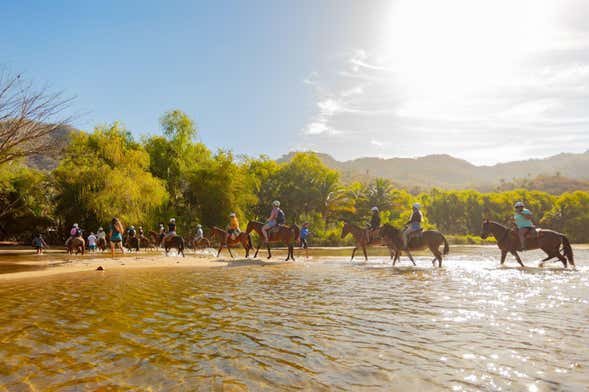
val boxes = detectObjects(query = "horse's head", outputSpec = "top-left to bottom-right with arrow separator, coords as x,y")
480,219 -> 491,239
341,221 -> 351,239
245,221 -> 256,235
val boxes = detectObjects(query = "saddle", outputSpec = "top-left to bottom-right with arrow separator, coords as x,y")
522,227 -> 539,239
269,225 -> 287,234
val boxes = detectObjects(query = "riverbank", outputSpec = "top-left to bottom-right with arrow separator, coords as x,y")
0,249 -> 287,281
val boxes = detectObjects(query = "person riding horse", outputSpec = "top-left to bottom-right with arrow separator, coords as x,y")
195,224 -> 204,241
403,203 -> 423,249
262,200 -> 285,243
162,218 -> 177,244
514,201 -> 534,251
225,212 -> 241,246
366,206 -> 381,243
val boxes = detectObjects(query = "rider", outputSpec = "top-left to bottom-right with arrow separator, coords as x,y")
96,227 -> 106,241
138,226 -> 144,237
65,223 -> 82,246
162,218 -> 177,244
158,222 -> 166,243
514,201 -> 534,251
403,203 -> 423,249
225,212 -> 241,245
366,206 -> 381,243
127,225 -> 136,238
262,200 -> 284,242
195,224 -> 204,240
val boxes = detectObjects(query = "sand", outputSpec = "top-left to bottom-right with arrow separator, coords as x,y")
0,249 -> 287,281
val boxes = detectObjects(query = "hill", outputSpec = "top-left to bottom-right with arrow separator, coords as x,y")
25,125 -> 76,171
279,151 -> 589,192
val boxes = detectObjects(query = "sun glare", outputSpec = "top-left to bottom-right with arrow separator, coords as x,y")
385,0 -> 557,101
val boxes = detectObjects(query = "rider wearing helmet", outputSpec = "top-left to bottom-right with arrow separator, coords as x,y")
514,201 -> 534,251
66,223 -> 82,246
225,212 -> 241,245
127,225 -> 136,238
262,200 -> 284,242
366,206 -> 381,243
403,203 -> 423,249
162,218 -> 177,244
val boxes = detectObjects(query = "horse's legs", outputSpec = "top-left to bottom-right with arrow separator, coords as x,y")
510,251 -> 525,267
285,245 -> 291,261
555,251 -> 568,268
267,244 -> 272,259
217,246 -> 223,258
351,247 -> 357,261
362,245 -> 368,261
392,249 -> 399,266
405,250 -> 416,266
500,250 -> 507,265
254,244 -> 260,258
227,246 -> 234,258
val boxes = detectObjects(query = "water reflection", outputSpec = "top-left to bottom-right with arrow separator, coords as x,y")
0,247 -> 588,391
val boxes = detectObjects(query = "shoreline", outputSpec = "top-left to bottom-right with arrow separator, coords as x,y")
0,250 -> 288,282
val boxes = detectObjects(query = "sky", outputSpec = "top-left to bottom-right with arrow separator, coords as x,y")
2,0 -> 589,165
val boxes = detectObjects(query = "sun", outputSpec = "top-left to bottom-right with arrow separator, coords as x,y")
384,0 -> 557,100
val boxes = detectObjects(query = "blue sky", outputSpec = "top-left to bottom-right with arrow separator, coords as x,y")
2,0 -> 589,164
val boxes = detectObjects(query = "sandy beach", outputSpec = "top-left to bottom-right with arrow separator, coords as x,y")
0,248 -> 287,281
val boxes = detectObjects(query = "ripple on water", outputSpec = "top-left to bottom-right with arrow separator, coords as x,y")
0,247 -> 588,391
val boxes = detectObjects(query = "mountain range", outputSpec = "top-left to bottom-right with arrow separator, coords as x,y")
279,151 -> 589,192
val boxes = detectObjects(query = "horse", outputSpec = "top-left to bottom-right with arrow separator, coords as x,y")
340,221 -> 384,261
187,235 -> 211,250
245,221 -> 299,261
138,235 -> 155,251
209,226 -> 252,258
162,235 -> 185,257
148,230 -> 163,248
379,224 -> 449,267
66,237 -> 85,255
481,220 -> 574,268
124,236 -> 140,252
97,237 -> 108,252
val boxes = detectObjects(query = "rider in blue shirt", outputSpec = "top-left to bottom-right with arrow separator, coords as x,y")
514,201 -> 534,251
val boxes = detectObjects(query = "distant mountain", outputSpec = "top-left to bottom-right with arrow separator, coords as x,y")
279,151 -> 589,191
26,125 -> 76,171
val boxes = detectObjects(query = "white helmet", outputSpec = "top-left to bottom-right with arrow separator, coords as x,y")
98,227 -> 103,231
73,223 -> 78,228
272,200 -> 280,207
371,206 -> 379,212
130,225 -> 135,229
514,201 -> 525,208
197,224 -> 202,228
229,212 -> 236,217
413,203 -> 421,209
170,218 -> 176,223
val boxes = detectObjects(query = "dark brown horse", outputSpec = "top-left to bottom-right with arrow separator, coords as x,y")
340,221 -> 384,261
66,237 -> 85,255
245,221 -> 299,261
379,224 -> 449,267
481,220 -> 574,268
210,226 -> 252,258
162,235 -> 185,257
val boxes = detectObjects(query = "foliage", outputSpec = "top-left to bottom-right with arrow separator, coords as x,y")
52,122 -> 167,231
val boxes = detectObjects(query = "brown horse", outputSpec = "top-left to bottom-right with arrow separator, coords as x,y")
245,221 -> 299,261
379,224 -> 449,267
148,231 -> 163,248
66,237 -> 85,255
97,237 -> 108,252
340,221 -> 384,261
162,235 -> 185,257
210,227 -> 252,258
188,236 -> 211,250
139,235 -> 155,250
481,220 -> 574,268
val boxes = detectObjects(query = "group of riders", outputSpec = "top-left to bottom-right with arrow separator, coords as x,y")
56,198 -> 539,255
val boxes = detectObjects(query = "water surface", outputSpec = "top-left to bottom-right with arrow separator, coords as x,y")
0,246 -> 588,391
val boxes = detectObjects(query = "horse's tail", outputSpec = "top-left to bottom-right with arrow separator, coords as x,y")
442,233 -> 449,255
561,235 -> 574,266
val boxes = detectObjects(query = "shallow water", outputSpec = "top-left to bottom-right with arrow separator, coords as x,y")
0,246 -> 588,391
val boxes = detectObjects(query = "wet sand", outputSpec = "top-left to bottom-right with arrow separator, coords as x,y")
0,248 -> 286,281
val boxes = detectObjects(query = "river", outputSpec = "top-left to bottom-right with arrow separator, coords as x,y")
0,246 -> 588,391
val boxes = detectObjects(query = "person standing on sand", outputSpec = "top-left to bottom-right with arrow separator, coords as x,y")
32,233 -> 48,254
87,232 -> 97,253
109,217 -> 125,257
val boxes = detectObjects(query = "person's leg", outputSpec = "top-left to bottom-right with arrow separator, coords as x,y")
110,241 -> 115,257
262,224 -> 270,242
402,229 -> 410,249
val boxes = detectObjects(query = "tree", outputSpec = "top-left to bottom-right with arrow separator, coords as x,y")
0,72 -> 73,165
53,122 -> 167,230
